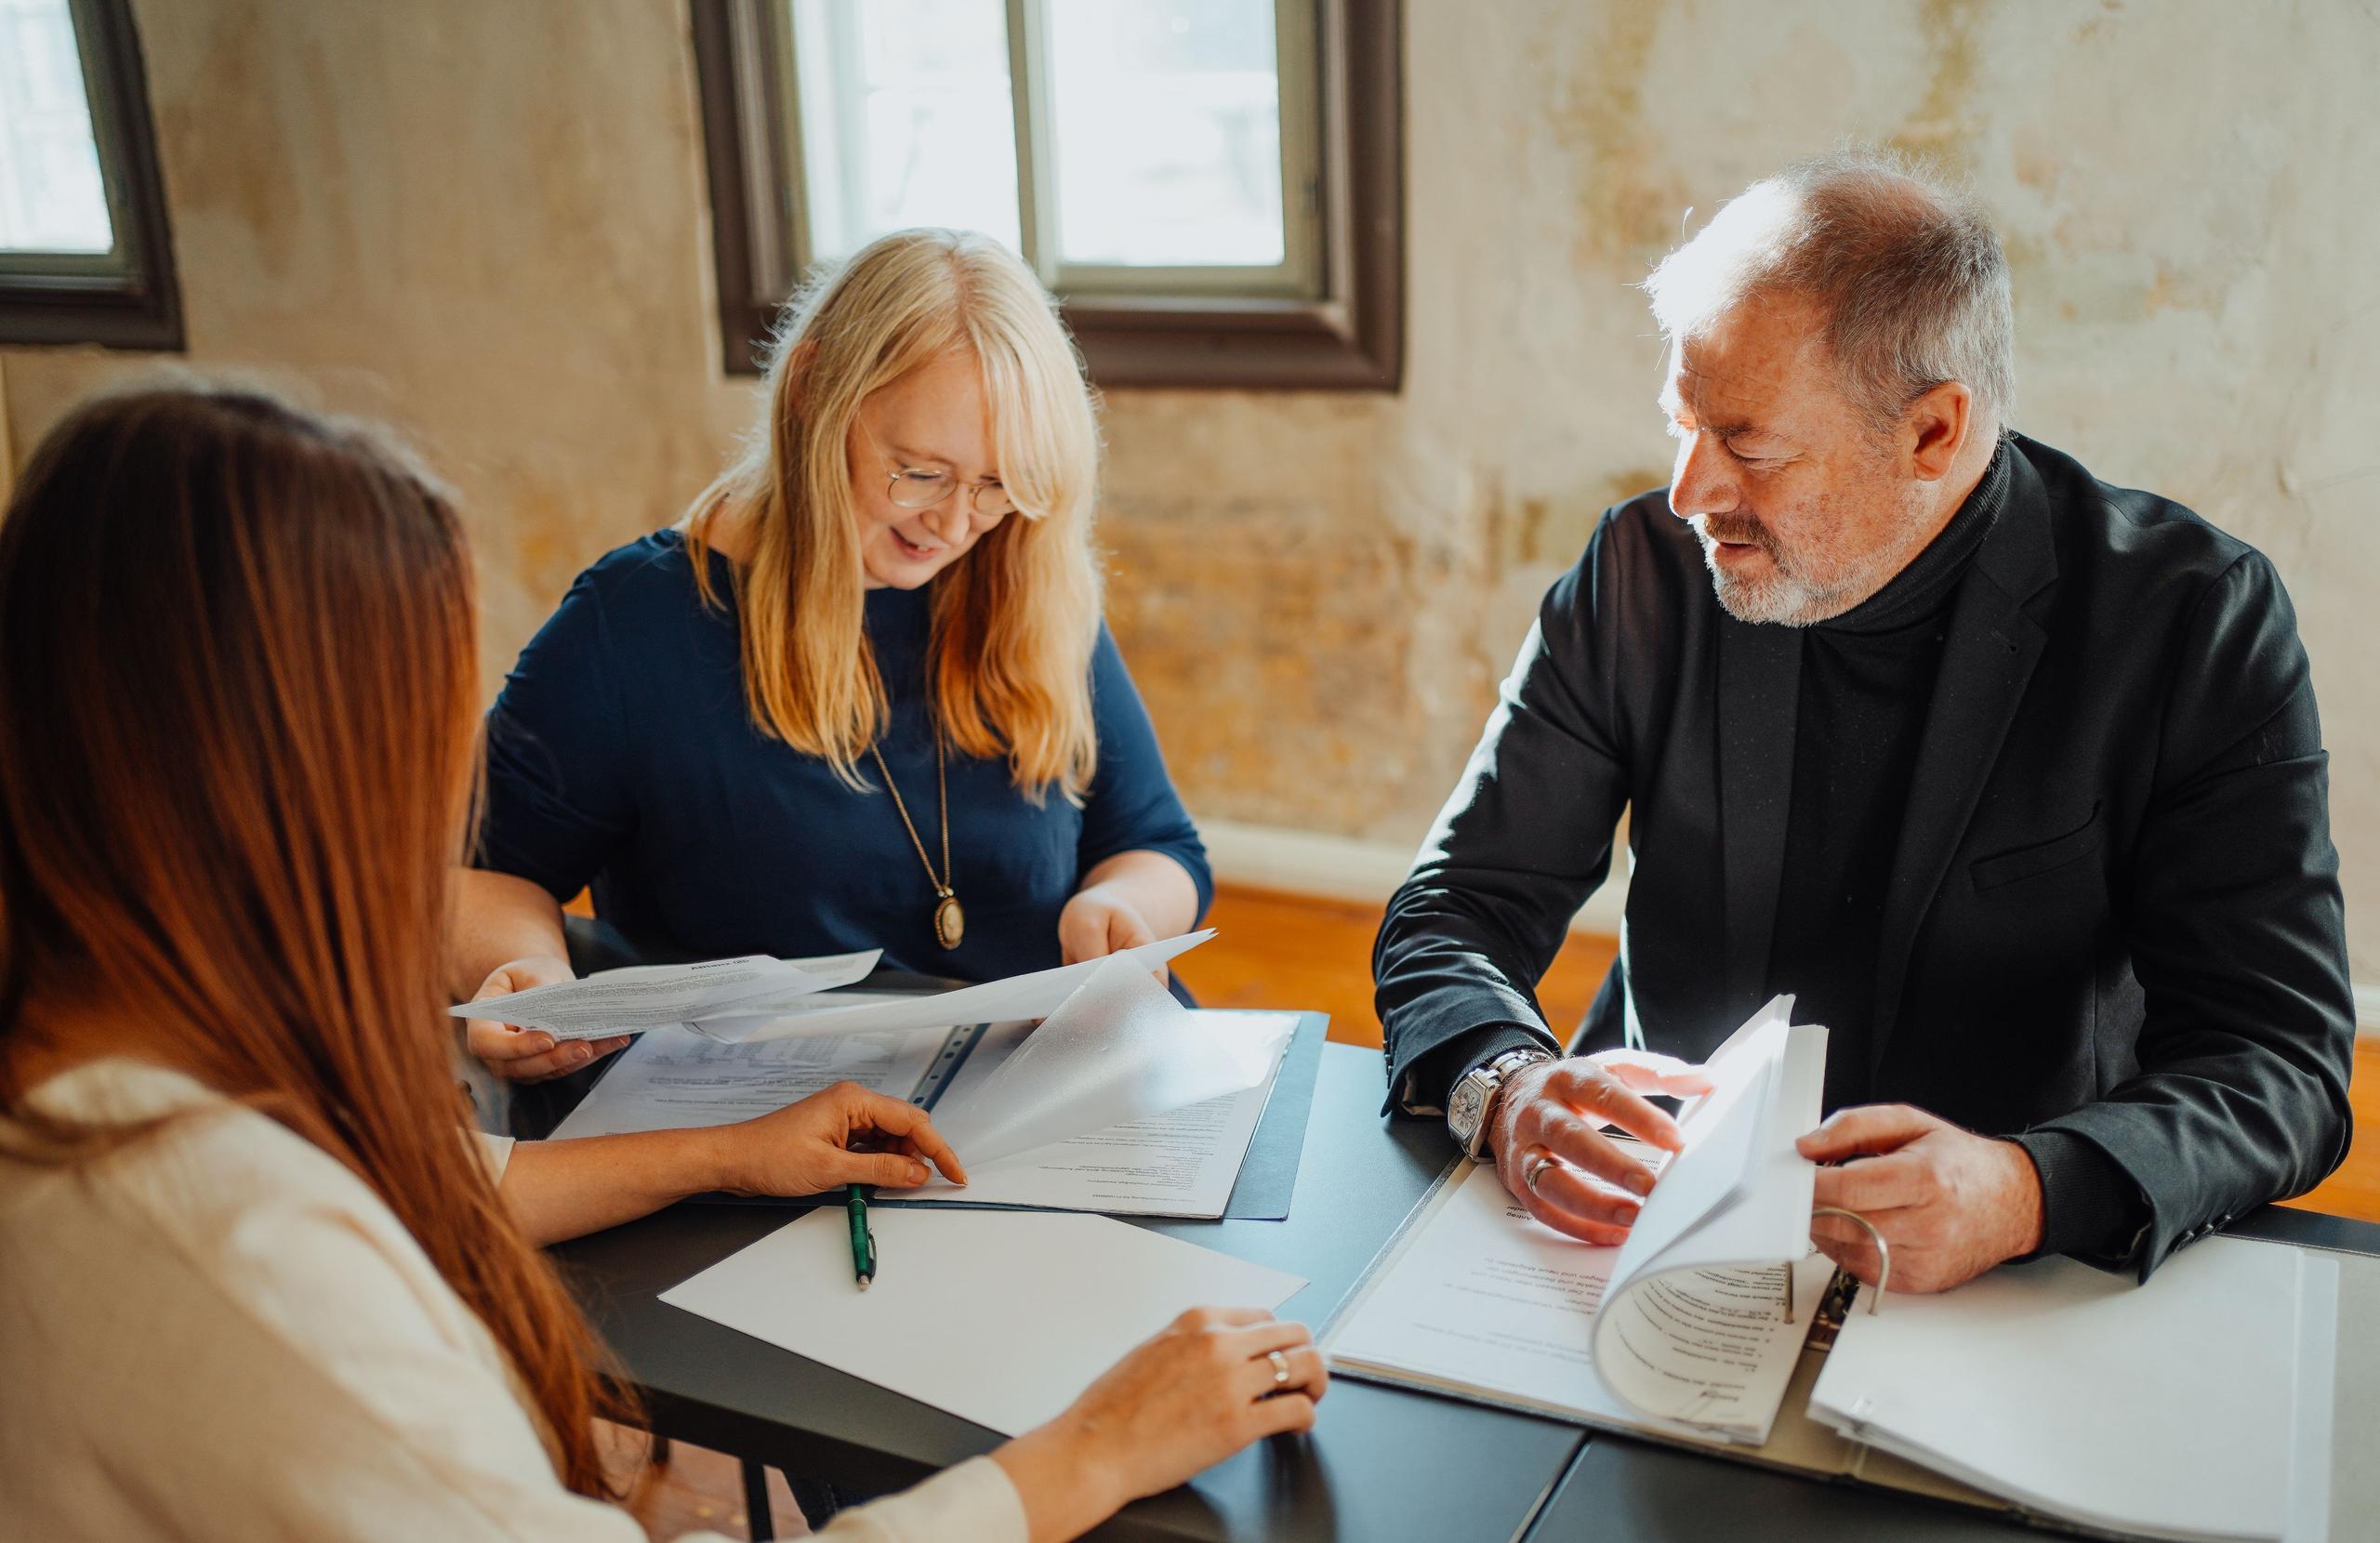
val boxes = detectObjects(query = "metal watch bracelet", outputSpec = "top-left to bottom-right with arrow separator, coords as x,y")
1450,1046 -> 1554,1161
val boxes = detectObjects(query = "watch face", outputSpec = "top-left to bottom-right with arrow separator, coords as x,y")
1449,1079 -> 1482,1132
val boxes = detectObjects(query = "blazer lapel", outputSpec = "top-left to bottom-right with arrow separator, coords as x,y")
1717,614 -> 1803,1015
1869,447 -> 2060,1077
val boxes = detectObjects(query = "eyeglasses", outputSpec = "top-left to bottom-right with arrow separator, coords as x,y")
885,465 -> 1015,523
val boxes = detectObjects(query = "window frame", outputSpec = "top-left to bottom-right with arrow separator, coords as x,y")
0,0 -> 182,350
692,0 -> 1402,390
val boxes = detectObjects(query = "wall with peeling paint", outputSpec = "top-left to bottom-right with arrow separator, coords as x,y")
4,0 -> 2375,979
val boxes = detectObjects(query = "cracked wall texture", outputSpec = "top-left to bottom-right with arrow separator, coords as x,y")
5,0 -> 2376,976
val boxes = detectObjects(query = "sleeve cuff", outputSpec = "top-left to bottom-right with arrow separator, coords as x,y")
1395,1022 -> 1559,1117
465,1129 -> 515,1182
2012,1129 -> 2150,1265
813,1456 -> 1028,1543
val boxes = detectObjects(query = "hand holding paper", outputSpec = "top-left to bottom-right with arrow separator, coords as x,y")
1798,1103 -> 2047,1293
449,950 -> 881,1040
703,930 -> 1216,1044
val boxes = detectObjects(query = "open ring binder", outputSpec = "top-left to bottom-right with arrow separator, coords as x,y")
1782,1208 -> 1889,1323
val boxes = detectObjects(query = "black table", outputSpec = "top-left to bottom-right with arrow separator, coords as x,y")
552,1041 -> 2380,1542
552,1041 -> 1583,1542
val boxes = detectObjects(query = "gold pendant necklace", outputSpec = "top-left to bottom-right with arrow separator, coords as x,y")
867,736 -> 964,950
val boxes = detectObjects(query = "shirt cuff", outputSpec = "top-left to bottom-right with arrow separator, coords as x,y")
469,1130 -> 516,1183
2011,1129 -> 2150,1265
813,1456 -> 1028,1543
1395,1022 -> 1559,1117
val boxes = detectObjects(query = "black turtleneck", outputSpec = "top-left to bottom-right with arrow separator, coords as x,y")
1763,443 -> 2143,1259
1767,444 -> 2010,1112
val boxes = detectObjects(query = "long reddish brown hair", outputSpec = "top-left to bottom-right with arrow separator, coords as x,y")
0,385 -> 628,1495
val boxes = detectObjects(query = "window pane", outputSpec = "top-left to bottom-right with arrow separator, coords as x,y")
787,0 -> 1020,264
1045,0 -> 1283,268
0,0 -> 113,255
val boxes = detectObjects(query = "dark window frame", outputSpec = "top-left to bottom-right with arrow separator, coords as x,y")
0,0 -> 183,350
692,0 -> 1402,391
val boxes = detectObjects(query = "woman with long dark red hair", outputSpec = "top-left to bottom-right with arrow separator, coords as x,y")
0,386 -> 1323,1540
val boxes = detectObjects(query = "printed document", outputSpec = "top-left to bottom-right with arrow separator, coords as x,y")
451,951 -> 879,1040
893,1008 -> 1298,1217
547,1008 -> 953,1141
1328,996 -> 1832,1445
544,959 -> 1294,1219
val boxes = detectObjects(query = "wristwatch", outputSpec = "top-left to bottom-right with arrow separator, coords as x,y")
1448,1047 -> 1555,1162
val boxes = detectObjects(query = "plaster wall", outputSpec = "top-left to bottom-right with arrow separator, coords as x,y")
4,0 -> 2374,975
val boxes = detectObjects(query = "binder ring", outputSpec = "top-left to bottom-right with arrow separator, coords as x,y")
1812,1207 -> 1889,1312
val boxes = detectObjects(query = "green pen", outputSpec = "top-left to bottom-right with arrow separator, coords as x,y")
846,1183 -> 876,1291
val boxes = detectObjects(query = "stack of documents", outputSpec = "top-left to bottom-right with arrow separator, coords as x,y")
1327,996 -> 1831,1445
1324,995 -> 2340,1541
545,949 -> 1299,1219
1808,1237 -> 2336,1542
454,932 -> 1214,1042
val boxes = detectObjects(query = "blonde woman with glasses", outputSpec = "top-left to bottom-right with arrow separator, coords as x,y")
454,230 -> 1210,1084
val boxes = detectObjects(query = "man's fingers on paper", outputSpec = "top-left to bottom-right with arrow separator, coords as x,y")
1515,1186 -> 1635,1246
1588,1048 -> 1716,1098
1796,1103 -> 1940,1162
1525,1157 -> 1645,1233
1501,1153 -> 1637,1245
1543,1062 -> 1684,1152
1520,1103 -> 1656,1198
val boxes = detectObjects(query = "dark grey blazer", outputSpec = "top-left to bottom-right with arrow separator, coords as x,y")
1374,432 -> 2354,1279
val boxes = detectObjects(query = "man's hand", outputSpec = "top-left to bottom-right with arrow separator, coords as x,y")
1798,1104 -> 2045,1294
1489,1050 -> 1715,1245
464,956 -> 631,1083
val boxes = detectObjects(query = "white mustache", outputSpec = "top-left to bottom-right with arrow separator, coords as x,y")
1695,516 -> 1775,551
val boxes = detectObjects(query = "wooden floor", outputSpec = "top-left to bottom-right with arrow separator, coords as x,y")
607,879 -> 2380,1539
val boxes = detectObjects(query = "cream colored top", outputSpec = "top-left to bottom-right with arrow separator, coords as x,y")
0,1059 -> 1027,1543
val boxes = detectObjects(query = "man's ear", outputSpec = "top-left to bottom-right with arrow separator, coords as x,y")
1903,380 -> 1973,481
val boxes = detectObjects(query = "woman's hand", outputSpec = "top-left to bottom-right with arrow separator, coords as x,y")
709,1080 -> 969,1196
464,956 -> 632,1083
991,1308 -> 1325,1543
1058,884 -> 1158,967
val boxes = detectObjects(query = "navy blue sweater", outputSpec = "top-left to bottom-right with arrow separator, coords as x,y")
478,532 -> 1211,980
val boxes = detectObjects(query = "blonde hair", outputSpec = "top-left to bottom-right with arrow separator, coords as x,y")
685,230 -> 1104,801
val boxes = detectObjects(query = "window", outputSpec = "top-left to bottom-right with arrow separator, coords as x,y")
0,0 -> 179,349
694,0 -> 1400,389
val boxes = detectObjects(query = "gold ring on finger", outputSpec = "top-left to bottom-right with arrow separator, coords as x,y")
1267,1349 -> 1291,1387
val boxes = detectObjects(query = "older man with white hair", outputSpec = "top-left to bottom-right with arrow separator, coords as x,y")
1375,152 -> 2353,1293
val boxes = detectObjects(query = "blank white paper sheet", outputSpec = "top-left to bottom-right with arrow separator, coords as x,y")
660,1207 -> 1307,1436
